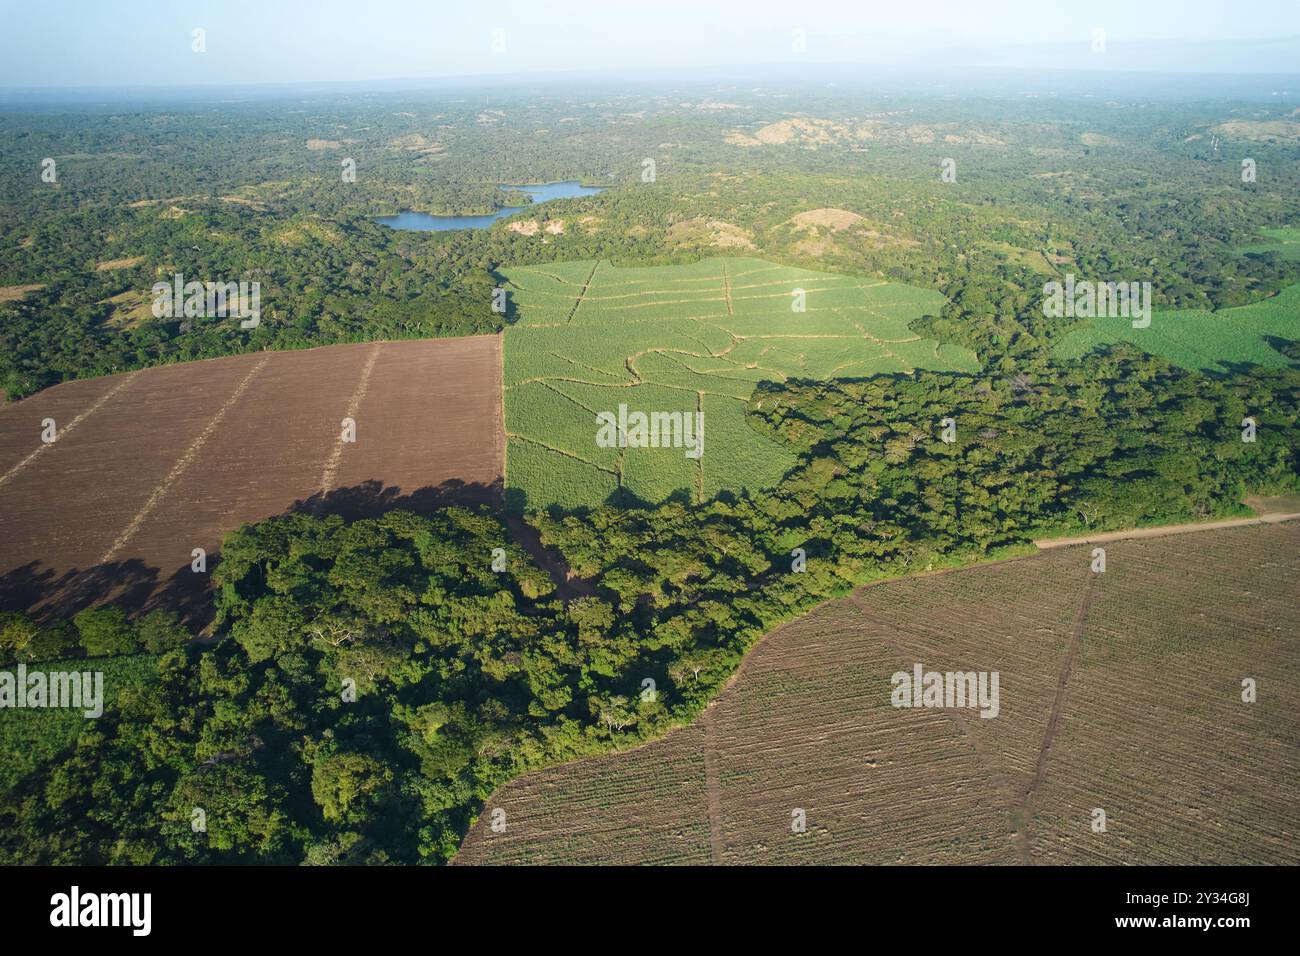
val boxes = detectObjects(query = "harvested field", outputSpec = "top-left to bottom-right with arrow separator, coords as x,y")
0,337 -> 503,626
455,522 -> 1300,865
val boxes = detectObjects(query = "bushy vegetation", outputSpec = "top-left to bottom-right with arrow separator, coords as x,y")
0,653 -> 157,794
5,82 -> 1300,399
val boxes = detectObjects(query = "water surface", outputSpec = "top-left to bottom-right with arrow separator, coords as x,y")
376,181 -> 604,232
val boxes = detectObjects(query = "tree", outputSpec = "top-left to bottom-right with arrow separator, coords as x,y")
0,612 -> 39,664
311,751 -> 392,824
22,621 -> 81,662
136,609 -> 190,654
591,695 -> 638,735
73,606 -> 138,657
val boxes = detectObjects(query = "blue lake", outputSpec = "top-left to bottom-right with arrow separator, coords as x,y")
375,181 -> 605,232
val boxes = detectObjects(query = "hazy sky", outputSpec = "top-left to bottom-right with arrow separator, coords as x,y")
2,0 -> 1298,87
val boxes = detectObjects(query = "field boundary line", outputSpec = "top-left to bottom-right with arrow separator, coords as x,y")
1011,570 -> 1098,859
538,379 -> 606,417
543,352 -> 628,383
730,276 -> 860,293
0,371 -> 141,490
1035,512 -> 1300,549
99,356 -> 269,564
564,260 -> 600,325
661,350 -> 785,388
506,433 -> 618,475
511,266 -> 587,287
592,296 -> 730,313
838,309 -> 915,373
700,707 -> 726,864
313,342 -> 382,511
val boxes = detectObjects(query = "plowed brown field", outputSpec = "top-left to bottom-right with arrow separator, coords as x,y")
455,522 -> 1300,865
0,336 -> 503,625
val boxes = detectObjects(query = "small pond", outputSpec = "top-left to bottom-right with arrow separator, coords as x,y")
375,181 -> 605,232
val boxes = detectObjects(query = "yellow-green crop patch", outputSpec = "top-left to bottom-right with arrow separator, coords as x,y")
1055,282 -> 1300,373
1235,227 -> 1300,262
502,256 -> 978,510
0,653 -> 157,795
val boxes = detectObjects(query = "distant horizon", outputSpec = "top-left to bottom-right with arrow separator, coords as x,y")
1,59 -> 1298,105
3,0 -> 1300,90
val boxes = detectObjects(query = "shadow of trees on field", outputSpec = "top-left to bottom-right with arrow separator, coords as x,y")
289,477 -> 503,520
0,556 -> 214,631
0,478 -> 507,633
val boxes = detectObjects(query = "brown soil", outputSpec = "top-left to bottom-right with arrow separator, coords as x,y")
787,208 -> 866,231
0,337 -> 504,629
1036,512 -> 1300,549
0,284 -> 45,304
456,522 -> 1300,865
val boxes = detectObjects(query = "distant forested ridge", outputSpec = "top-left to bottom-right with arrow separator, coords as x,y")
4,84 -> 1300,398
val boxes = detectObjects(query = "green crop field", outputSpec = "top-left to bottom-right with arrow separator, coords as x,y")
1235,227 -> 1300,261
1055,281 -> 1300,373
501,257 -> 979,510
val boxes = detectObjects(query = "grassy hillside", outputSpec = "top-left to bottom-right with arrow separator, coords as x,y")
1236,227 -> 1300,262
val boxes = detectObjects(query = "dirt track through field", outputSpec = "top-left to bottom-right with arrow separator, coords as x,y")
0,337 -> 504,626
0,372 -> 139,489
312,342 -> 381,512
700,708 -> 726,864
99,354 -> 271,564
1012,571 -> 1096,847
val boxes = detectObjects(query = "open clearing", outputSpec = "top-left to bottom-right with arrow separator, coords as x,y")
0,284 -> 44,304
502,257 -> 977,510
94,256 -> 146,272
456,521 -> 1300,865
1055,280 -> 1300,372
0,337 -> 503,625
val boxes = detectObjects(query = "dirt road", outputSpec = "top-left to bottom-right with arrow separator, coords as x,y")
1035,511 -> 1300,549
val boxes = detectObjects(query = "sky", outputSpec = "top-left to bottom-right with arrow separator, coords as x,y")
1,0 -> 1298,88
